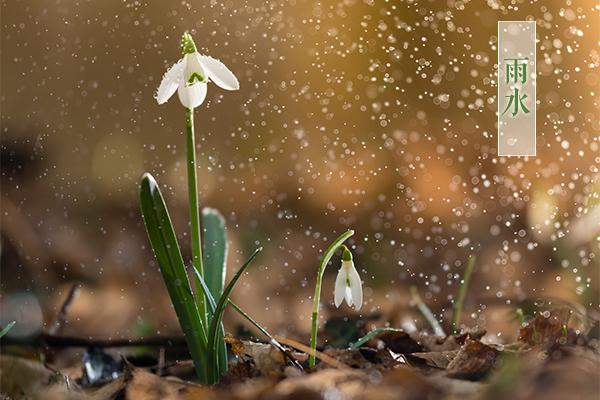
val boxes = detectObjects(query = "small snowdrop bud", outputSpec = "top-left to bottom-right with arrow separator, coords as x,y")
181,32 -> 198,55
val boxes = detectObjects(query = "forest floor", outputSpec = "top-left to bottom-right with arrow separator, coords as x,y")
1,305 -> 599,400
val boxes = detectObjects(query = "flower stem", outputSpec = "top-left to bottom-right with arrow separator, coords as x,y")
309,229 -> 354,368
185,108 -> 207,327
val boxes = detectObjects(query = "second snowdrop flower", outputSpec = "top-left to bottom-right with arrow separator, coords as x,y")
155,32 -> 239,109
334,246 -> 363,310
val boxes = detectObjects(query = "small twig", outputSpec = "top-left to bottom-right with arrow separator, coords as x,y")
410,286 -> 446,337
157,347 -> 166,377
452,255 -> 477,333
49,284 -> 80,335
273,335 -> 350,370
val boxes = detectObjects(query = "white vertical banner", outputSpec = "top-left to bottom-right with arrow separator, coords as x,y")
498,21 -> 536,156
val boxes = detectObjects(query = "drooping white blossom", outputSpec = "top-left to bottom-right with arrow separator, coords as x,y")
155,32 -> 239,109
334,247 -> 363,310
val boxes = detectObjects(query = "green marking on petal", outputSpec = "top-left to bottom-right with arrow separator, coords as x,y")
188,72 -> 206,84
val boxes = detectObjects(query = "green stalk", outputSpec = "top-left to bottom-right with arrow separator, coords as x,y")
185,108 -> 207,326
309,229 -> 354,368
452,255 -> 476,333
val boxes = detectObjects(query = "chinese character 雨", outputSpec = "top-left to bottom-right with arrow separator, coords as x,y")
502,58 -> 530,116
505,58 -> 528,84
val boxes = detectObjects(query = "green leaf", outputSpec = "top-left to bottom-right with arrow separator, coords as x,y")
139,173 -> 209,383
0,321 -> 15,338
195,247 -> 262,379
195,271 -> 217,313
193,264 -> 227,378
349,327 -> 403,349
202,207 -> 228,301
202,207 -> 229,378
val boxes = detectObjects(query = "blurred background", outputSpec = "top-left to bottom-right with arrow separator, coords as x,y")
1,0 -> 598,350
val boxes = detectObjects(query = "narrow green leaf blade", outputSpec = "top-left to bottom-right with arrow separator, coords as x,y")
0,321 -> 16,338
202,207 -> 228,301
350,327 -> 403,349
139,173 -> 209,382
203,247 -> 262,379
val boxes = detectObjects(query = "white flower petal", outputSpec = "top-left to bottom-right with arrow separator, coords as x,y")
347,261 -> 363,310
177,82 -> 207,109
155,59 -> 185,104
183,52 -> 207,84
199,55 -> 239,91
345,286 -> 353,306
334,267 -> 347,308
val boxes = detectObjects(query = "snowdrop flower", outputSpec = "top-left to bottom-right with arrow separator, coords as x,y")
334,246 -> 363,310
155,32 -> 239,109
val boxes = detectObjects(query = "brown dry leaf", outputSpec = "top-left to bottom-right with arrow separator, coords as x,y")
273,335 -> 349,370
454,328 -> 486,344
225,336 -> 306,378
324,348 -> 374,369
412,329 -> 486,353
518,308 -> 572,346
124,368 -> 212,400
364,366 -> 444,400
266,368 -> 367,400
226,335 -> 247,356
324,347 -> 403,370
426,375 -> 485,398
1,354 -> 76,400
408,350 -> 459,369
414,334 -> 463,352
222,378 -> 280,400
0,354 -> 125,400
0,354 -> 214,400
519,346 -> 600,400
225,369 -> 367,400
446,339 -> 499,380
481,346 -> 600,400
377,330 -> 424,354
